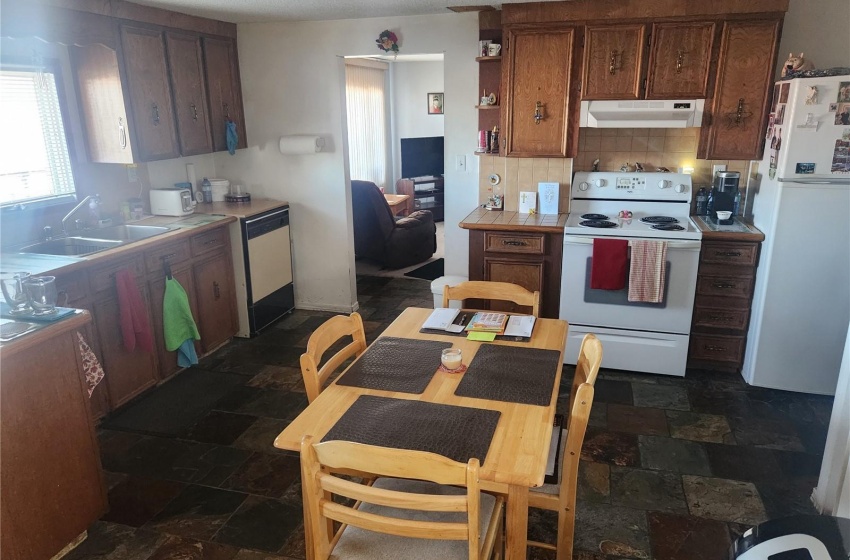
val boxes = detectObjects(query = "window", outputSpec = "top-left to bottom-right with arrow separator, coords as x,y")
345,60 -> 389,190
0,63 -> 76,207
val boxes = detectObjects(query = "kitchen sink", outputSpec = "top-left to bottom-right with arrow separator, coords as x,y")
74,224 -> 172,242
19,237 -> 124,256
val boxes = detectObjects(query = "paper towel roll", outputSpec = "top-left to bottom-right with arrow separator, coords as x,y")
279,135 -> 325,155
186,163 -> 196,189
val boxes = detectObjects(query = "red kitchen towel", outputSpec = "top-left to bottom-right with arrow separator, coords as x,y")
116,269 -> 154,353
628,240 -> 668,303
590,238 -> 629,290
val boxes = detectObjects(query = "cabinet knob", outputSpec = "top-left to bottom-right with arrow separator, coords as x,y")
213,281 -> 221,300
712,282 -> 736,289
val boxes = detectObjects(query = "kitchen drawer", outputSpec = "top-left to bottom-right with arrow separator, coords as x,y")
484,232 -> 545,255
191,227 -> 228,257
689,333 -> 745,363
89,256 -> 146,294
694,294 -> 750,310
145,240 -> 191,274
55,272 -> 89,306
692,306 -> 750,331
700,242 -> 759,266
697,275 -> 754,299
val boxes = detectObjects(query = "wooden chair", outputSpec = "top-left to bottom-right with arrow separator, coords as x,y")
442,281 -> 541,317
528,333 -> 603,560
300,436 -> 505,560
300,312 -> 367,403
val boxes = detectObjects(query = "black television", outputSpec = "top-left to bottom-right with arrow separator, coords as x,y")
400,136 -> 444,179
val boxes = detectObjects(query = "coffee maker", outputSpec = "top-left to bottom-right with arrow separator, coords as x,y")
710,171 -> 740,224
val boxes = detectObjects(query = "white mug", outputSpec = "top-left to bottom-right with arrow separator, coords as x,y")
480,96 -> 490,106
488,43 -> 501,57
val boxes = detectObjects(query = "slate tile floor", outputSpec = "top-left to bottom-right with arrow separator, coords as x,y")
72,275 -> 833,560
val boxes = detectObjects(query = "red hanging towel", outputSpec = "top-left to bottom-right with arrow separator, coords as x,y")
115,269 -> 154,353
590,238 -> 629,290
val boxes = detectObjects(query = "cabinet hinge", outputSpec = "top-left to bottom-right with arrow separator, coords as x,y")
578,81 -> 582,93
646,33 -> 651,48
642,78 -> 647,92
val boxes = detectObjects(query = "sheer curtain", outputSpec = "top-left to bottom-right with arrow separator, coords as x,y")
345,60 -> 388,190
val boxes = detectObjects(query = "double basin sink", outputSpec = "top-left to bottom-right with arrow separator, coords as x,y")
20,225 -> 173,257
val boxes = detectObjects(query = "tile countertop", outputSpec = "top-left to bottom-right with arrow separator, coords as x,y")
459,207 -> 568,233
194,198 -> 289,219
692,216 -> 765,242
0,214 -> 236,277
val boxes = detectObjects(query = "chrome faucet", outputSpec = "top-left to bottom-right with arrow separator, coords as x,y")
61,195 -> 100,236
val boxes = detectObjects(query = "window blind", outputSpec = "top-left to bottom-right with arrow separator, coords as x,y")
0,69 -> 76,205
345,62 -> 388,190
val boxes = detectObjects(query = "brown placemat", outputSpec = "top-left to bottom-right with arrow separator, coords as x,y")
335,337 -> 451,394
322,395 -> 500,464
455,345 -> 561,406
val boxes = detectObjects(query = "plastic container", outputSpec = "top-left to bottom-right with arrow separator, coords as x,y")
733,189 -> 742,216
208,178 -> 230,202
695,187 -> 708,215
430,276 -> 468,309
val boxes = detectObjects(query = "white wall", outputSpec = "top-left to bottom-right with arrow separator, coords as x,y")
391,61 -> 444,184
216,13 -> 478,312
776,0 -> 850,76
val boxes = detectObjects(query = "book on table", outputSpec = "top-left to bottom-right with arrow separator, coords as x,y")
465,312 -> 509,333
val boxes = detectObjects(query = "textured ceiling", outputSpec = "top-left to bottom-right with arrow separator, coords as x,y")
125,0 -> 509,23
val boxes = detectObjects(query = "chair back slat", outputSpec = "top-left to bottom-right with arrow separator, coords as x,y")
300,313 -> 367,402
321,474 -> 468,512
442,280 -> 541,317
322,501 -> 469,540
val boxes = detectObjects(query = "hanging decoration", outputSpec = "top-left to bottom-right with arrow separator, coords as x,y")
375,30 -> 400,56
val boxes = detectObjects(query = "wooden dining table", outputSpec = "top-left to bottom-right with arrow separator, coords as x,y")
275,307 -> 568,560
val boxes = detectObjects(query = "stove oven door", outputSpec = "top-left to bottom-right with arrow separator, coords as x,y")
559,235 -> 701,375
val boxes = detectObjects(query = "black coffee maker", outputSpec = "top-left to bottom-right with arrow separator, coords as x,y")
710,171 -> 740,224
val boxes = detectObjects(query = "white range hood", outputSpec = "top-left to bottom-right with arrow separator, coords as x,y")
580,99 -> 705,128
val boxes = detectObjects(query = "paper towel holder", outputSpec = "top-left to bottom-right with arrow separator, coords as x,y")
279,135 -> 326,154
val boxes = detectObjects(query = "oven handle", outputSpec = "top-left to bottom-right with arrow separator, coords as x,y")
564,235 -> 702,250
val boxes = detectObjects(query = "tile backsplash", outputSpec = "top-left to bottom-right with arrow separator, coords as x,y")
477,128 -> 754,215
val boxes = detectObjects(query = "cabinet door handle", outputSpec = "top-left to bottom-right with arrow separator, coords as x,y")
675,49 -> 686,73
712,282 -> 736,289
705,344 -> 727,352
503,240 -> 528,246
191,103 -> 198,121
160,252 -> 176,262
533,101 -> 543,125
213,281 -> 221,300
609,49 -> 618,74
223,103 -> 230,119
118,117 -> 127,149
152,103 -> 160,125
715,251 -> 742,257
204,239 -> 220,246
706,315 -> 733,322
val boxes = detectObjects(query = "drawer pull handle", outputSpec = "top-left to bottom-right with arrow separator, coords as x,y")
503,240 -> 528,247
191,103 -> 198,121
203,239 -> 220,246
715,251 -> 742,257
712,282 -> 736,289
213,281 -> 221,300
160,253 -> 176,261
705,344 -> 727,352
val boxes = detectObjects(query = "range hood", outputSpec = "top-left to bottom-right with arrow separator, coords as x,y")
580,99 -> 705,128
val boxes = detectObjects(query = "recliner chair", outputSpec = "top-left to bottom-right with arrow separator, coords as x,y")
351,180 -> 436,269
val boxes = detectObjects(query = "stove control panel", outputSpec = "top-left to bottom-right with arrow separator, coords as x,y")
616,177 -> 646,190
572,172 -> 693,203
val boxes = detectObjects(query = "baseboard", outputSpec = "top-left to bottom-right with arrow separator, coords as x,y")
296,301 -> 359,313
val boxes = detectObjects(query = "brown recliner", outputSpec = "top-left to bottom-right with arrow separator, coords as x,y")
351,180 -> 436,269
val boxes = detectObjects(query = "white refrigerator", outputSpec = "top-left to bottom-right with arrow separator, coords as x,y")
744,75 -> 850,395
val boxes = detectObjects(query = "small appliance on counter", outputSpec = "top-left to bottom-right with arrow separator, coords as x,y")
710,171 -> 740,224
150,187 -> 196,216
224,183 -> 251,203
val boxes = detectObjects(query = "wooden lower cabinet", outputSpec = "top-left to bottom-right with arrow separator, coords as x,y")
149,266 -> 199,380
193,255 -> 237,353
1,313 -> 107,560
468,229 -> 563,318
688,239 -> 761,371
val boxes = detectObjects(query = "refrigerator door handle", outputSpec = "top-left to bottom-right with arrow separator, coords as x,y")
778,177 -> 850,185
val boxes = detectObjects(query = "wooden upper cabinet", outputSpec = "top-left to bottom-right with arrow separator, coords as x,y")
165,32 -> 213,156
120,25 -> 180,161
503,26 -> 574,157
203,37 -> 247,152
645,22 -> 715,99
700,20 -> 781,160
582,25 -> 646,100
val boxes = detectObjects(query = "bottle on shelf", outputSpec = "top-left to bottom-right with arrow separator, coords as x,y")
733,189 -> 742,216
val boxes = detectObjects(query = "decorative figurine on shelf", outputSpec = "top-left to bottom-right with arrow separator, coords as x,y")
781,52 -> 815,77
634,162 -> 644,172
376,30 -> 400,56
657,166 -> 671,173
620,162 -> 631,172
591,158 -> 600,172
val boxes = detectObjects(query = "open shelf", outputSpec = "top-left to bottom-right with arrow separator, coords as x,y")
475,56 -> 502,62
475,104 -> 500,110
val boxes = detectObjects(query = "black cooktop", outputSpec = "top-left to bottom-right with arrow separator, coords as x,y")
581,213 -> 609,220
651,224 -> 685,231
640,216 -> 679,224
579,220 -> 618,228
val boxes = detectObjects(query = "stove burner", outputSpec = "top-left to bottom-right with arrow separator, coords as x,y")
651,224 -> 685,231
579,220 -> 618,228
641,216 -> 679,224
581,213 -> 609,220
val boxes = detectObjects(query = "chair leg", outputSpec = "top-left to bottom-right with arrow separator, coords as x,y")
555,505 -> 575,560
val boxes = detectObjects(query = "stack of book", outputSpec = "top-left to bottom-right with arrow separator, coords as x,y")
464,312 -> 508,334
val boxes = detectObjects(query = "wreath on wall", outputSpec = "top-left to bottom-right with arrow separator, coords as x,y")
376,30 -> 400,54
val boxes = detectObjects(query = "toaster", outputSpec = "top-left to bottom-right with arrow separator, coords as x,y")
150,188 -> 196,216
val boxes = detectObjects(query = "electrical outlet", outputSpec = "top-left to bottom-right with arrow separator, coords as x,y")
456,155 -> 466,172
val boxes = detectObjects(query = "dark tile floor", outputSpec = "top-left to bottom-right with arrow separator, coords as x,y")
71,275 -> 832,560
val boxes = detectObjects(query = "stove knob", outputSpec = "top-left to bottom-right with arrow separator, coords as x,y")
657,180 -> 670,189
675,184 -> 686,194
593,179 -> 607,188
578,182 -> 590,191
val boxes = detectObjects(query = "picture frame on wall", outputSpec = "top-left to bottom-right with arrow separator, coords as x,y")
428,92 -> 444,115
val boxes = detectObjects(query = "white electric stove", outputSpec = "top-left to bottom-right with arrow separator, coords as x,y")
559,172 -> 703,377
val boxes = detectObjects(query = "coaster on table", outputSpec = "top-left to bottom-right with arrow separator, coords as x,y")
438,363 -> 467,374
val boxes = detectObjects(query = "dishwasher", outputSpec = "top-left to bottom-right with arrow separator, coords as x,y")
236,206 -> 294,336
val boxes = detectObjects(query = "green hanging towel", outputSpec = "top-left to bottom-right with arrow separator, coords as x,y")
163,278 -> 200,352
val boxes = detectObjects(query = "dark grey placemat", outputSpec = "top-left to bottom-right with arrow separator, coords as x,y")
335,337 -> 452,394
455,345 -> 562,406
322,395 -> 500,465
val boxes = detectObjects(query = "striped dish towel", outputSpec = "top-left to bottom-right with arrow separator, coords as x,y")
628,240 -> 668,303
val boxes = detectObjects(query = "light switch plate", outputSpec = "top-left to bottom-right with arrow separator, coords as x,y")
456,155 -> 466,172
